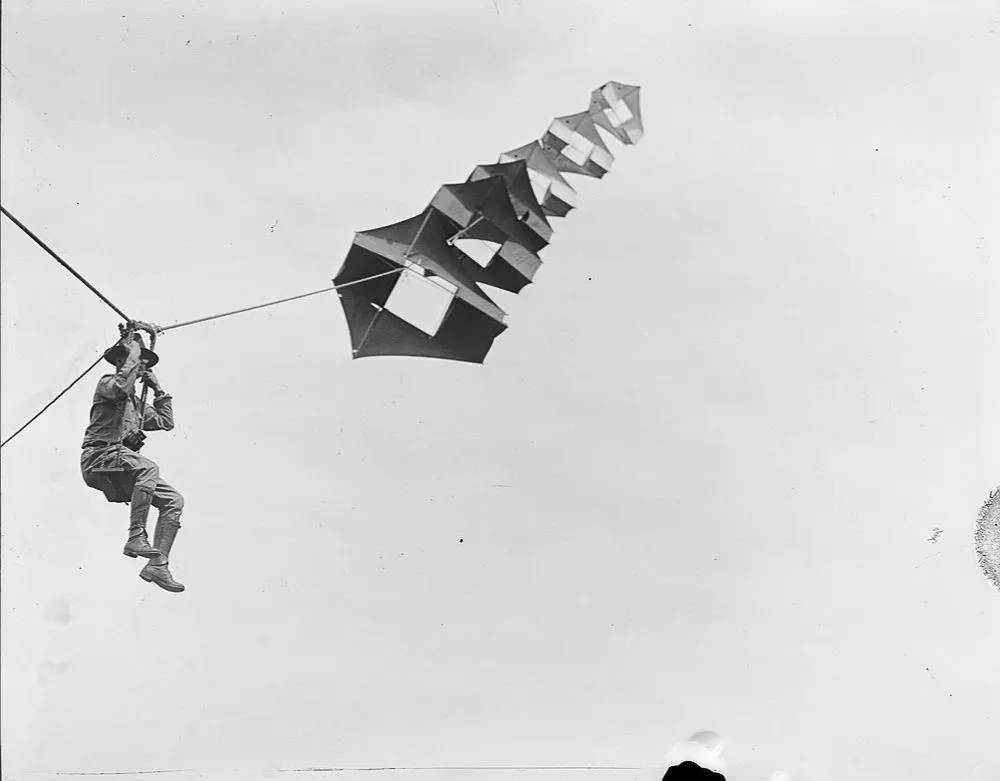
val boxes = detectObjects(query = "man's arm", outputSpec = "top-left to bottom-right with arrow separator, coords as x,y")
141,371 -> 175,431
96,338 -> 142,401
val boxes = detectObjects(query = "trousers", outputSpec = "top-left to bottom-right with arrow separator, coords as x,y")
81,445 -> 184,527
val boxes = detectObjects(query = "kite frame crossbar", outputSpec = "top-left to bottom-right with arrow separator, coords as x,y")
445,214 -> 487,246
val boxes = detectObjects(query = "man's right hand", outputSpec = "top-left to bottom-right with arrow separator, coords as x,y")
125,333 -> 143,358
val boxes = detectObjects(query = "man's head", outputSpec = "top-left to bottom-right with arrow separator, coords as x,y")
103,341 -> 159,371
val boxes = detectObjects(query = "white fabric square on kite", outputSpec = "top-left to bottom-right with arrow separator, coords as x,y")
384,269 -> 457,336
453,238 -> 502,268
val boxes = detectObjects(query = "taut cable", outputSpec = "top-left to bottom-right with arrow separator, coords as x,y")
0,205 -> 132,322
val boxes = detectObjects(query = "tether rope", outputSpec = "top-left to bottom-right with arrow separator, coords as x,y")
1,205 -> 132,321
160,267 -> 405,332
0,352 -> 107,449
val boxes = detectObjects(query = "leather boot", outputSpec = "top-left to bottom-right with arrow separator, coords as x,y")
139,520 -> 185,593
122,488 -> 161,559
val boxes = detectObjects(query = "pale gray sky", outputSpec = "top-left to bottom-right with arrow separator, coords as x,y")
1,2 -> 998,780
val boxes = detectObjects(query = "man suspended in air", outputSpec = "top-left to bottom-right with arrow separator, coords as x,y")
80,324 -> 186,593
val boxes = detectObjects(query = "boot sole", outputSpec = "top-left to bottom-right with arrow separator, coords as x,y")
123,548 -> 162,559
139,571 -> 185,593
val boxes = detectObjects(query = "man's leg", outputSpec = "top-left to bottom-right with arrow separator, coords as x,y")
118,451 -> 162,560
139,480 -> 185,593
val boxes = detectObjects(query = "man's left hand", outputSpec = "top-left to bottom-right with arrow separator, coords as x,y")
131,320 -> 163,336
141,370 -> 163,394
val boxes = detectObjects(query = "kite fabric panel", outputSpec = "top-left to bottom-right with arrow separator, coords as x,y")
332,80 -> 644,364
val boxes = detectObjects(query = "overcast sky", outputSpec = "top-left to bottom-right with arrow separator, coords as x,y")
2,2 -> 998,780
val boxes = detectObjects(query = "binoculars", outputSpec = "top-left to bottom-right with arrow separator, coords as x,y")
122,431 -> 147,451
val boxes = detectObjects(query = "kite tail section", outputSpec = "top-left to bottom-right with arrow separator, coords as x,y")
333,81 -> 644,363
